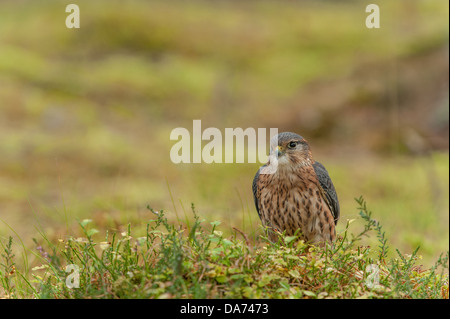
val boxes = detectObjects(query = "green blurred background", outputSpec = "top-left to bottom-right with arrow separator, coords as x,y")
0,0 -> 448,267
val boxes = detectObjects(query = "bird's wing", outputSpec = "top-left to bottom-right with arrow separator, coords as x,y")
252,165 -> 265,220
313,161 -> 340,225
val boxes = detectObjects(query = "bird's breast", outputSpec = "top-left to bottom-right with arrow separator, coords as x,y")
256,165 -> 334,243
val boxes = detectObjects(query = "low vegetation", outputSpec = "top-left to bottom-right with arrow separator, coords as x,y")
1,197 -> 447,299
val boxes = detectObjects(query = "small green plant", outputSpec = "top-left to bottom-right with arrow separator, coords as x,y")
0,236 -> 16,297
0,197 -> 448,299
355,196 -> 389,262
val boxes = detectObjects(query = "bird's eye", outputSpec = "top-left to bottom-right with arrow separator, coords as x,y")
288,141 -> 298,149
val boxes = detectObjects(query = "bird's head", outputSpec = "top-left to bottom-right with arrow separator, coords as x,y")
269,132 -> 313,169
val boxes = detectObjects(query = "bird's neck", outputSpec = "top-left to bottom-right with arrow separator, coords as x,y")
262,156 -> 313,176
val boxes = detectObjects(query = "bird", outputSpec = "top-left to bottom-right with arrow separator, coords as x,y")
252,132 -> 340,244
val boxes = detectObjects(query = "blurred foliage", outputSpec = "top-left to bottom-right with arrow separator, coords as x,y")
0,0 -> 448,270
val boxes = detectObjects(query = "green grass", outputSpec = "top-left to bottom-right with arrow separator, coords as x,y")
1,197 -> 447,299
0,0 -> 448,299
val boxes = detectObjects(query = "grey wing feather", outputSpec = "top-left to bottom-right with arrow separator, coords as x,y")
252,165 -> 265,220
313,161 -> 340,225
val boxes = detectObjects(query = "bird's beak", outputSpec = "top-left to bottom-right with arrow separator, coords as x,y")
276,145 -> 284,157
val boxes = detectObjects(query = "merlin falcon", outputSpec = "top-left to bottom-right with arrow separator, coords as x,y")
252,132 -> 340,244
